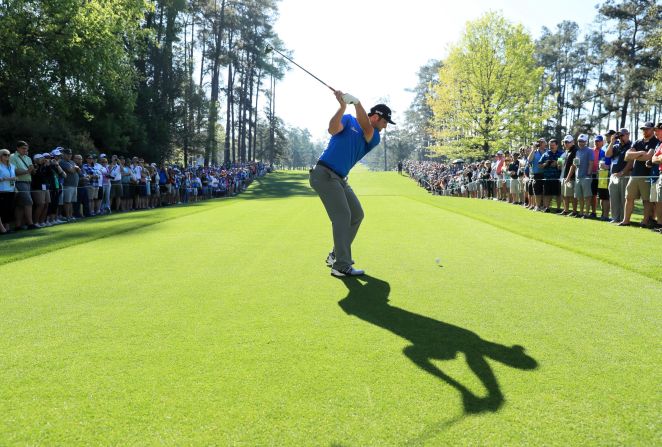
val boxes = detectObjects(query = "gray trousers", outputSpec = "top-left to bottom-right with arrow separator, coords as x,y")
608,175 -> 628,222
309,164 -> 363,271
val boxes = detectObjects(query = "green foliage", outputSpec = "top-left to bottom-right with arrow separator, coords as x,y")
0,0 -> 150,151
599,0 -> 661,128
428,12 -> 550,158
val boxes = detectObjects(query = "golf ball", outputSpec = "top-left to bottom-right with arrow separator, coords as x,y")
435,258 -> 440,264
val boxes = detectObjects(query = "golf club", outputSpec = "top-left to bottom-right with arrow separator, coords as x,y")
265,44 -> 335,92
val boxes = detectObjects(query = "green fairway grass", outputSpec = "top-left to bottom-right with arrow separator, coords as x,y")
1,168 -> 660,445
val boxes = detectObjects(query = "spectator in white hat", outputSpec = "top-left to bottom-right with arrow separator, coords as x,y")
572,134 -> 594,218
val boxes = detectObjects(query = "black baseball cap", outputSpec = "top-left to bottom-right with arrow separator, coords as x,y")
640,121 -> 654,130
369,104 -> 395,125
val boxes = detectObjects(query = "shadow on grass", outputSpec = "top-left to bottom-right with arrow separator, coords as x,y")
337,275 -> 538,415
240,171 -> 316,200
0,204 -> 223,266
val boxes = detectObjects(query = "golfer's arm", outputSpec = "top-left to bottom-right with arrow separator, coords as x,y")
328,106 -> 346,135
354,103 -> 374,142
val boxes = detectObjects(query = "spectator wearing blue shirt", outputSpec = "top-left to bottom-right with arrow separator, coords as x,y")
527,139 -> 546,210
309,90 -> 393,277
539,138 -> 563,212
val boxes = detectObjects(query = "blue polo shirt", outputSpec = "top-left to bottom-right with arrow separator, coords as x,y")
530,150 -> 544,175
575,147 -> 594,179
539,149 -> 563,179
318,114 -> 381,178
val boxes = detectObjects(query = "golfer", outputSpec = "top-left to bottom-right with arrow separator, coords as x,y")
309,90 -> 395,277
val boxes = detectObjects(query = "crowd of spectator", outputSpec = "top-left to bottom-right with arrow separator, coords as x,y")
404,122 -> 662,232
0,140 -> 269,234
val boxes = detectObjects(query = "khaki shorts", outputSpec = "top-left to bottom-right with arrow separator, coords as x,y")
651,176 -> 662,203
31,189 -> 51,205
562,179 -> 575,198
509,178 -> 520,195
625,177 -> 650,201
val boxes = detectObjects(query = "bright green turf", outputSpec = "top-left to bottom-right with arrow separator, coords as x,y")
1,167 -> 660,445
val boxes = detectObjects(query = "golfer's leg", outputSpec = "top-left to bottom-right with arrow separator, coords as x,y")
343,183 -> 364,246
310,167 -> 353,271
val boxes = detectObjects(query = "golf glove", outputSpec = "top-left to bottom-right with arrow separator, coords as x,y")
342,93 -> 359,105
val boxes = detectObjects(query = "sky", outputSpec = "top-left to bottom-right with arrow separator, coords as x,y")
273,0 -> 601,141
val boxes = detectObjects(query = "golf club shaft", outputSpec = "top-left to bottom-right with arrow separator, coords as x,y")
270,47 -> 335,92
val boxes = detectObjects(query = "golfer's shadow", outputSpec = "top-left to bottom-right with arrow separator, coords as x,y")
338,275 -> 537,414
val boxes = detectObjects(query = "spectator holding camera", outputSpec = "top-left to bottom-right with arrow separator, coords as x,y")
539,138 -> 563,212
59,149 -> 79,221
620,122 -> 659,227
109,155 -> 123,211
45,152 -> 65,225
507,153 -> 520,204
606,128 -> 632,223
528,139 -> 546,211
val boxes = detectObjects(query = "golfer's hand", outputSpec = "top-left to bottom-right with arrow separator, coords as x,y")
341,93 -> 360,105
334,90 -> 348,108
